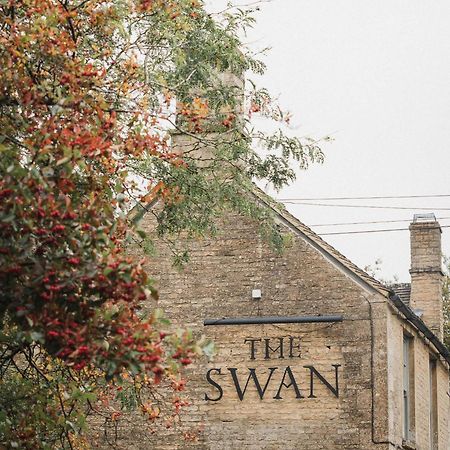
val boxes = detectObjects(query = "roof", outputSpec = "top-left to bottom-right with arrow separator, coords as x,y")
250,187 -> 450,364
130,183 -> 449,364
390,283 -> 411,305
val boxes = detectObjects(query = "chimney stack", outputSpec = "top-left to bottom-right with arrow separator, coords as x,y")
409,214 -> 444,340
171,69 -> 245,167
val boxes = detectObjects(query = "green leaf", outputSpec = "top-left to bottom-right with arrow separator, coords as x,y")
202,340 -> 216,359
136,229 -> 147,239
56,156 -> 71,166
30,331 -> 44,343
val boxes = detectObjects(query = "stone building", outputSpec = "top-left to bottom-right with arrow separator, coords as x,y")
130,190 -> 450,449
124,71 -> 450,449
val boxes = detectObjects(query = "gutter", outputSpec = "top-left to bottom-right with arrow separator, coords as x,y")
389,292 -> 450,365
204,315 -> 343,326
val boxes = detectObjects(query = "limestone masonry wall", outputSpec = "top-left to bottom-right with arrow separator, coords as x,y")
387,306 -> 449,449
124,211 -> 394,450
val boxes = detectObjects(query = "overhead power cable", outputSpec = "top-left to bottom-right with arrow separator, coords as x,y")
311,217 -> 450,227
281,201 -> 450,211
277,194 -> 450,201
318,225 -> 450,236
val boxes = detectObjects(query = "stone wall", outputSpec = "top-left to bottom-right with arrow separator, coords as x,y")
122,210 -> 393,449
387,307 -> 449,449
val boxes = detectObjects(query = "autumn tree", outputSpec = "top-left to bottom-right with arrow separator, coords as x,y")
0,0 -> 324,447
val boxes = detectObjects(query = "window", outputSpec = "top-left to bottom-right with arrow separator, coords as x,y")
429,358 -> 438,449
403,334 -> 415,441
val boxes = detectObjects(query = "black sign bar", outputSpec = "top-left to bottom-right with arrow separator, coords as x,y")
204,315 -> 343,326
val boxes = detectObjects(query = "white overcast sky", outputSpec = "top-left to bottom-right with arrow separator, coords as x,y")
206,0 -> 450,282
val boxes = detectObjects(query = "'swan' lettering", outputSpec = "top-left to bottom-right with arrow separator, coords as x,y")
204,365 -> 341,401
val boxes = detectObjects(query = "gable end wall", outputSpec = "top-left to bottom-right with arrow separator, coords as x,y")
119,211 -> 393,449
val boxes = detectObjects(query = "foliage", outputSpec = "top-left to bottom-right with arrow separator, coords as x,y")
363,258 -> 398,285
0,0 -> 323,447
